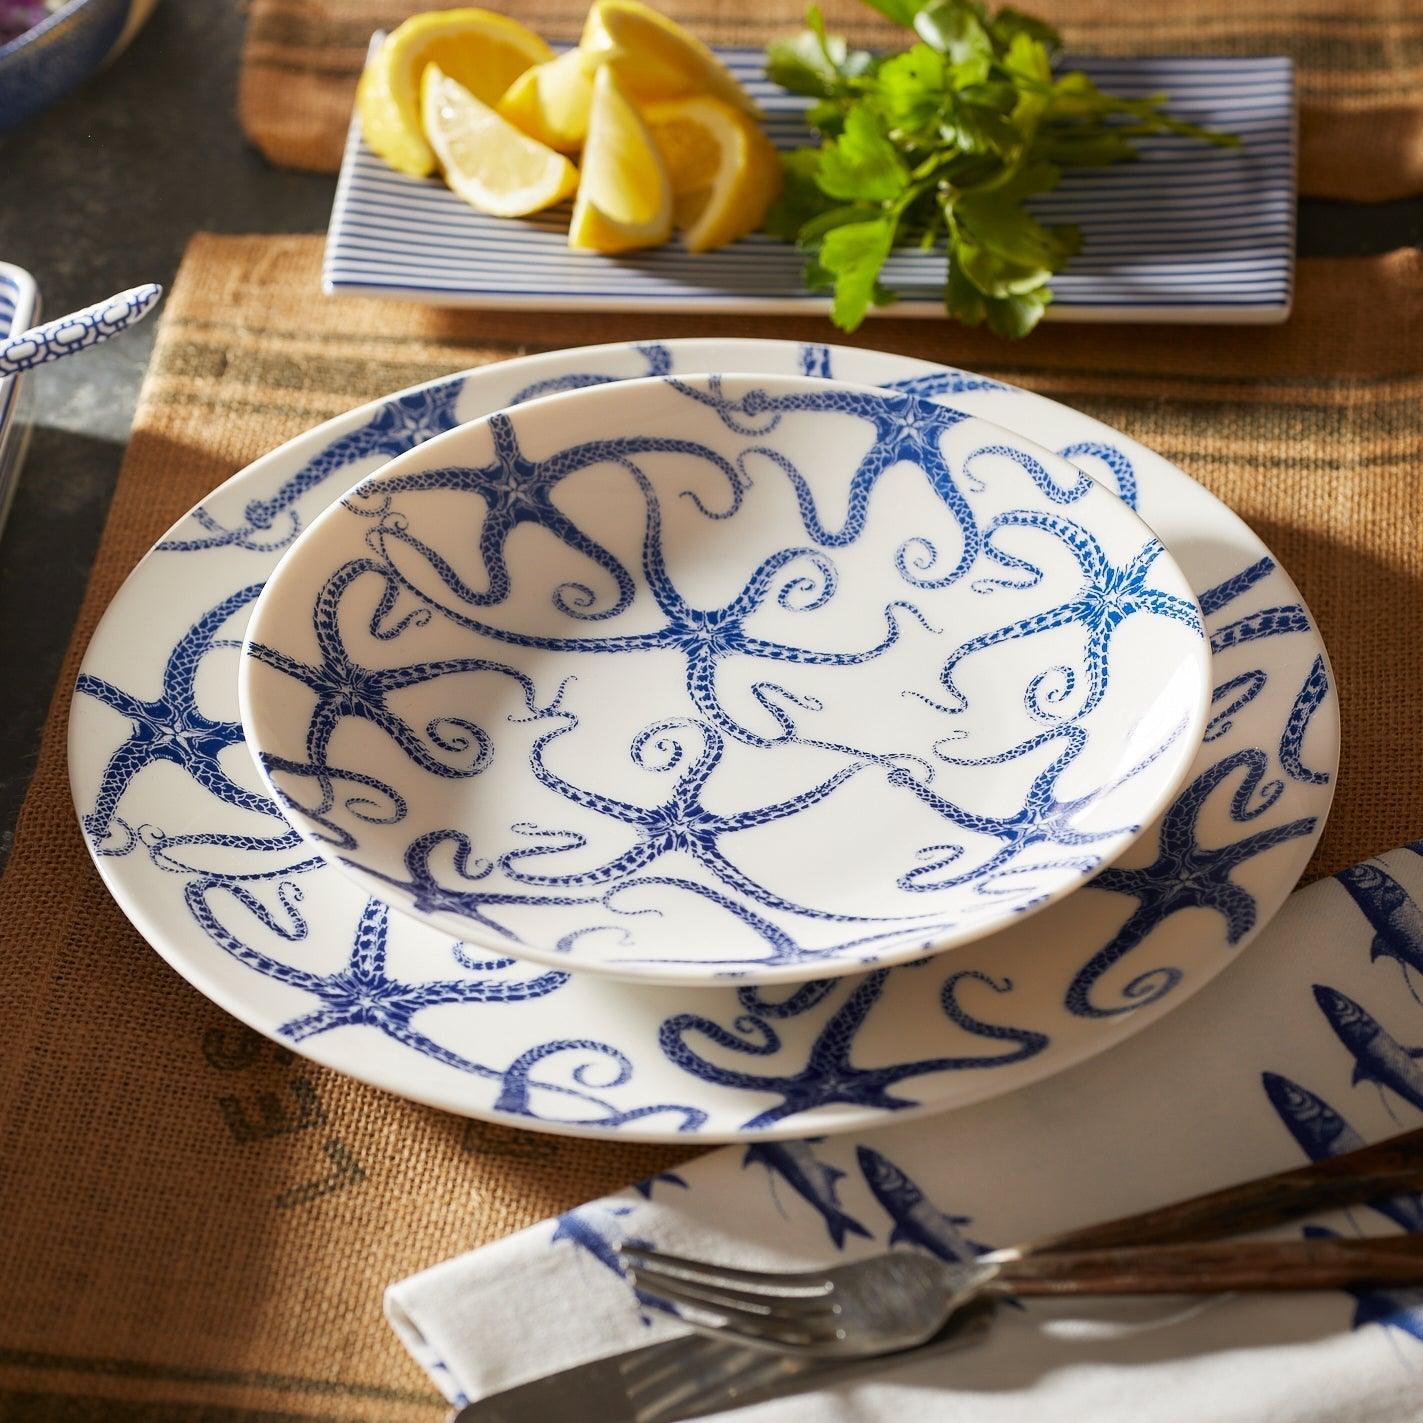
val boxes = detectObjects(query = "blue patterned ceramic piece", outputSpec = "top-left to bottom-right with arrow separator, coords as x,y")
328,44 -> 1294,324
0,261 -> 39,536
240,374 -> 1210,983
0,0 -> 157,133
67,339 -> 1336,1141
0,281 -> 161,376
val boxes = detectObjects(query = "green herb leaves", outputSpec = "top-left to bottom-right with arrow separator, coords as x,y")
762,0 -> 1238,336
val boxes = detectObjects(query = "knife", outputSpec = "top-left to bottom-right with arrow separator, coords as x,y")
450,1301 -> 995,1422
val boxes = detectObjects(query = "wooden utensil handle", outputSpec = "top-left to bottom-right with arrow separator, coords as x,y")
997,1235 -> 1423,1297
1027,1127 -> 1423,1254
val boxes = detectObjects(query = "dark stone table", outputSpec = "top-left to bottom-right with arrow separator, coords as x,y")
1,0 -> 1420,866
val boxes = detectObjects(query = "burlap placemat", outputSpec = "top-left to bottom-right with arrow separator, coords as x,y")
1,232 -> 1421,1419
238,0 -> 1423,199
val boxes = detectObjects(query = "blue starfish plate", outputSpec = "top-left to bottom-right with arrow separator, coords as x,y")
239,374 -> 1211,984
68,339 -> 1336,1140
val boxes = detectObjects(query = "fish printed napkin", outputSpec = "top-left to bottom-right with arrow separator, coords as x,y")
388,843 -> 1423,1420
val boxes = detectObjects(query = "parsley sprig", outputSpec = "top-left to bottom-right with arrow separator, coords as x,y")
764,0 -> 1239,336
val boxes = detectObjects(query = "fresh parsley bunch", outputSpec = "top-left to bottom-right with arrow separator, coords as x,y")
764,0 -> 1239,336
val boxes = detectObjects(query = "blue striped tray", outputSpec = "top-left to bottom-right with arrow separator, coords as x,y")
324,46 -> 1295,324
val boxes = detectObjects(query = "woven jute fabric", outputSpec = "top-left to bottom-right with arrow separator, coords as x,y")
238,0 -> 1423,198
1,232 -> 1421,1419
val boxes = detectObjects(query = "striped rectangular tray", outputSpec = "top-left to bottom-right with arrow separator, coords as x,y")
324,47 -> 1295,324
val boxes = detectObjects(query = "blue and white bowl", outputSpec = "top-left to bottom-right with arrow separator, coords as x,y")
239,373 -> 1212,985
0,0 -> 157,133
0,261 -> 39,536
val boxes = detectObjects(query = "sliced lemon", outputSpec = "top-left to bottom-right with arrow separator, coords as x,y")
497,47 -> 594,154
643,95 -> 783,252
358,8 -> 553,177
568,65 -> 673,253
580,0 -> 755,114
422,65 -> 579,218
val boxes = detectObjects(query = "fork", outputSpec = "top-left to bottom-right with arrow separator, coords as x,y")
623,1125 -> 1423,1360
624,1235 -> 1423,1359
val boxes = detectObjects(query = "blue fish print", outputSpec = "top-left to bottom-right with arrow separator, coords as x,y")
552,1202 -> 648,1280
1303,1226 -> 1423,1349
631,1172 -> 688,1199
1313,985 -> 1423,1111
1337,862 -> 1423,989
1262,1073 -> 1423,1233
856,1147 -> 988,1261
743,1141 -> 871,1249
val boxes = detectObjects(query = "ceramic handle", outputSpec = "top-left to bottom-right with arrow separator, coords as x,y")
0,283 -> 162,377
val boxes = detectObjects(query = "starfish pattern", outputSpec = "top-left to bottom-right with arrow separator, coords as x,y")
660,967 -> 1048,1129
76,583 -> 277,850
1065,748 -> 1318,1018
347,826 -> 605,946
672,382 -> 987,587
938,509 -> 1202,721
498,717 -> 900,927
247,556 -> 548,781
355,407 -> 746,621
508,341 -> 671,405
887,724 -> 1149,893
389,458 -> 932,745
158,379 -> 466,553
600,874 -> 945,971
185,876 -> 704,1129
1280,654 -> 1332,784
185,879 -> 564,1065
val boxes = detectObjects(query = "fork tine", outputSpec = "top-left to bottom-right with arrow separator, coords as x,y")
629,1261 -> 842,1319
628,1270 -> 839,1350
620,1245 -> 836,1295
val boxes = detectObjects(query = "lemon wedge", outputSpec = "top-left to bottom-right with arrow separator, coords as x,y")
568,65 -> 673,253
580,0 -> 755,114
422,65 -> 580,217
643,95 -> 783,252
358,8 -> 553,177
497,47 -> 594,154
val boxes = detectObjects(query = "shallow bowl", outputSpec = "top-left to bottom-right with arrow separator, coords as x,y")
240,373 -> 1211,984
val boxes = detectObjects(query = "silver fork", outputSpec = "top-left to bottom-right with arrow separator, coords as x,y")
622,1125 -> 1423,1361
623,1235 -> 1423,1359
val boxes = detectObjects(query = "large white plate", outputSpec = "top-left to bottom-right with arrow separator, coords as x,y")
68,339 -> 1337,1142
326,50 -> 1295,324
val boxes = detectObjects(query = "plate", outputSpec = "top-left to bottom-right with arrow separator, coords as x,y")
325,49 -> 1295,324
240,373 -> 1210,982
68,339 -> 1336,1141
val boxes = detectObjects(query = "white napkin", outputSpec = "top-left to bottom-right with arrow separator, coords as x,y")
388,844 -> 1423,1420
